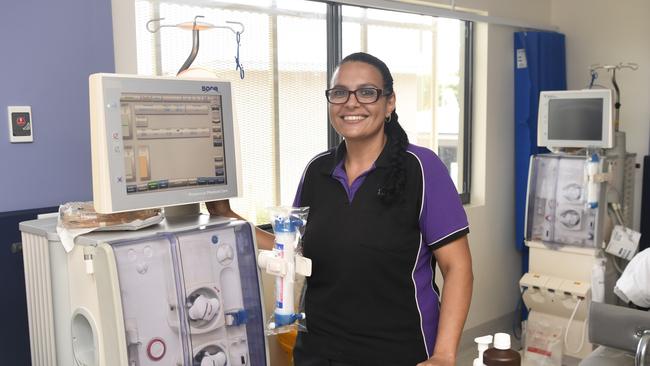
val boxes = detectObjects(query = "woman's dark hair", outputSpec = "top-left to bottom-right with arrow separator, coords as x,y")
339,52 -> 409,205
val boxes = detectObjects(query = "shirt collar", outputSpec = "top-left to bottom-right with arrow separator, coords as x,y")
320,134 -> 393,175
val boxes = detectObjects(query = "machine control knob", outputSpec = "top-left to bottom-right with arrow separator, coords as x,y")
216,244 -> 234,265
201,351 -> 227,366
147,338 -> 166,361
188,294 -> 221,321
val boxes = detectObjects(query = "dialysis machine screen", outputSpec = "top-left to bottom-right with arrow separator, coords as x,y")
537,89 -> 613,149
90,74 -> 239,213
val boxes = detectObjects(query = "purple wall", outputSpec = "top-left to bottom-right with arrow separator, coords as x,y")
0,0 -> 115,213
0,1 -> 115,364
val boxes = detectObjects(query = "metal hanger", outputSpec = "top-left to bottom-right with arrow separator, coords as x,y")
146,15 -> 245,77
588,62 -> 639,131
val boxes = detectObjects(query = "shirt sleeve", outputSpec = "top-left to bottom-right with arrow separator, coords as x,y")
293,150 -> 332,207
293,179 -> 304,207
415,147 -> 469,249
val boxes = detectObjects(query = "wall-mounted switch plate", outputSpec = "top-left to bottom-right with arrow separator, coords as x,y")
8,106 -> 33,143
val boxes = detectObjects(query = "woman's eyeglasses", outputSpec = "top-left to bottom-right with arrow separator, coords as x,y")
325,87 -> 385,104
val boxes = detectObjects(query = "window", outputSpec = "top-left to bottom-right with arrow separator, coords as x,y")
134,0 -> 472,223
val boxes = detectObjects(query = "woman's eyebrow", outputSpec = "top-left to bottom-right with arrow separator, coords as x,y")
331,83 -> 379,89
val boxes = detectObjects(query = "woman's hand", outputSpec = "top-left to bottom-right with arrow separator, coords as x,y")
206,199 -> 276,250
206,200 -> 237,218
416,354 -> 455,366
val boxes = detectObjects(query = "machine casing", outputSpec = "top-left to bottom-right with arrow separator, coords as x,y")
20,215 -> 269,366
521,154 -> 608,359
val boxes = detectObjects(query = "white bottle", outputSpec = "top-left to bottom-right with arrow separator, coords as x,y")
273,229 -> 297,319
473,335 -> 493,366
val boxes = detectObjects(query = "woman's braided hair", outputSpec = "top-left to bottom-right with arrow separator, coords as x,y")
339,52 -> 409,205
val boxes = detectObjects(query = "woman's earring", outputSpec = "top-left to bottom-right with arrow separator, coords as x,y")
384,115 -> 391,123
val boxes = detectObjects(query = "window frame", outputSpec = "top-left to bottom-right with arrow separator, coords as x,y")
133,0 -> 472,204
460,20 -> 473,204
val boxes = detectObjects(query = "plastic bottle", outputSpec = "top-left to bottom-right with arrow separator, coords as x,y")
473,335 -> 493,366
269,215 -> 303,328
483,333 -> 521,366
585,153 -> 600,209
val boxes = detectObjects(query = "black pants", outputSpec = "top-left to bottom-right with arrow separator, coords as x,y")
293,346 -> 357,366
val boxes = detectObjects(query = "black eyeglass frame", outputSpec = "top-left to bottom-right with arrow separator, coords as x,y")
324,87 -> 390,104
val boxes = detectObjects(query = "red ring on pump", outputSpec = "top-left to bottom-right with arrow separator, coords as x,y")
146,337 -> 166,361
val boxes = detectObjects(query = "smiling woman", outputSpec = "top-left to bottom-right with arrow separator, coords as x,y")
289,52 -> 473,366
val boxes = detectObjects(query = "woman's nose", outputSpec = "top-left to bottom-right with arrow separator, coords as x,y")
344,91 -> 361,107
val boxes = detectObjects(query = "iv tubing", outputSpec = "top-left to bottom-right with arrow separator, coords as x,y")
564,298 -> 587,354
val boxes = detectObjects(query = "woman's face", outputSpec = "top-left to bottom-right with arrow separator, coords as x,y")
329,61 -> 396,142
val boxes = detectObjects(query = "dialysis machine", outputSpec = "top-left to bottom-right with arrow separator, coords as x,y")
20,75 -> 270,366
519,89 -> 637,360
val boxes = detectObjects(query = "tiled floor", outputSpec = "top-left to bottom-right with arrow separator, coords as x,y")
457,345 -> 480,365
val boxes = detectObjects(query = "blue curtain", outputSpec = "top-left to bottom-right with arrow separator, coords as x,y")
514,32 -> 566,260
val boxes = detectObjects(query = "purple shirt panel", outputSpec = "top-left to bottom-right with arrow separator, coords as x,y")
414,246 -> 440,356
293,179 -> 303,208
407,144 -> 469,355
407,144 -> 469,247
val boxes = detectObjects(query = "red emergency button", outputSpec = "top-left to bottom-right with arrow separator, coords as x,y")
146,338 -> 166,361
16,116 -> 26,127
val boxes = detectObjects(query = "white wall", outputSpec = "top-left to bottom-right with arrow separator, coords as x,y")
463,22 -> 521,331
550,0 -> 650,230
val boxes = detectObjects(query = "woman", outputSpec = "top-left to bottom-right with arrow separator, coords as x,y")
208,52 -> 472,366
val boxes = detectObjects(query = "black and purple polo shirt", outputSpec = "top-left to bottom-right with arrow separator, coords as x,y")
292,140 -> 469,366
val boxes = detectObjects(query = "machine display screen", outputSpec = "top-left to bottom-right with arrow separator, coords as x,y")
547,98 -> 603,141
119,92 -> 227,195
90,74 -> 239,213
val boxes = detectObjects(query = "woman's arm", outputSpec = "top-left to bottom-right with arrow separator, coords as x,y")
206,200 -> 275,250
417,235 -> 473,366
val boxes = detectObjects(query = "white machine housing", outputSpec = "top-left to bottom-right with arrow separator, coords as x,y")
519,244 -> 598,359
521,153 -> 609,359
525,154 -> 607,248
20,216 -> 270,366
520,132 -> 638,362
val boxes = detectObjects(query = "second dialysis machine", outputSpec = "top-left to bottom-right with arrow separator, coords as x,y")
520,89 -> 636,360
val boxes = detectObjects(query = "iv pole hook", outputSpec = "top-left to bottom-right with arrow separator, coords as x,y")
146,18 -> 163,33
225,21 -> 245,35
588,62 -> 639,131
611,68 -> 621,130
